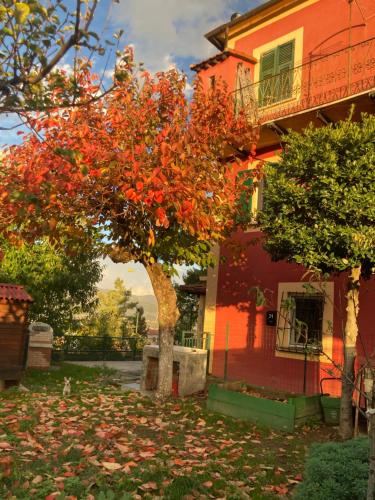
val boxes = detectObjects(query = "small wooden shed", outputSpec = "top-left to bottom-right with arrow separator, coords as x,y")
0,283 -> 33,388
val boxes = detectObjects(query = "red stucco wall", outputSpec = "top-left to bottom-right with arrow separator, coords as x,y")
212,229 -> 375,396
197,54 -> 255,91
233,0 -> 375,62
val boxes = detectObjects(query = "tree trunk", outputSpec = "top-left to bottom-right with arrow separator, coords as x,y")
145,262 -> 179,401
367,373 -> 375,500
339,266 -> 361,440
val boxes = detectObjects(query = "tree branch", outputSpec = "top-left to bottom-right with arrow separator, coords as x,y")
28,0 -> 98,86
109,245 -> 134,264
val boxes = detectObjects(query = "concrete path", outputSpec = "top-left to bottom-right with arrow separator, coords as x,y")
66,360 -> 142,378
66,360 -> 147,392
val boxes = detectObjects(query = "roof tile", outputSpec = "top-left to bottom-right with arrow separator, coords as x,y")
0,284 -> 33,302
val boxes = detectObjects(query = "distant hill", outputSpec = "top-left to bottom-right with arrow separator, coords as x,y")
97,289 -> 158,330
132,294 -> 158,329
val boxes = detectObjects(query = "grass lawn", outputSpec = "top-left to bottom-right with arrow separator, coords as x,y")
0,363 -> 337,499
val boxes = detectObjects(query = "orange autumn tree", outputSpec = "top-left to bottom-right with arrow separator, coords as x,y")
1,55 -> 258,398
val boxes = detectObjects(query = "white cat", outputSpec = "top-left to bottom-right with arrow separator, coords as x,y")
63,377 -> 71,396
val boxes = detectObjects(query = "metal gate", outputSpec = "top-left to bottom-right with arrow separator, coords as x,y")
52,335 -> 144,362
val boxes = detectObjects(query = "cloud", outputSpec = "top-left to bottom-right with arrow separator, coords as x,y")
184,81 -> 194,98
112,0 -> 257,73
56,62 -> 74,75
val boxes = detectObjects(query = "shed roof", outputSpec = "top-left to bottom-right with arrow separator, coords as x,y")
0,284 -> 33,302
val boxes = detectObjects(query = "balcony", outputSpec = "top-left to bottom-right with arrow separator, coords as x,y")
234,36 -> 375,126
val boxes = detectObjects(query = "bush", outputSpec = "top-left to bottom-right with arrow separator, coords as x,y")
294,437 -> 369,500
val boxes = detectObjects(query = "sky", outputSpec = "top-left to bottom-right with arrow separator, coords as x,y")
111,0 -> 262,75
1,0 -> 264,295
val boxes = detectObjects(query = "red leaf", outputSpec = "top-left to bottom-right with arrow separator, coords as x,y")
140,482 -> 158,491
0,442 -> 12,450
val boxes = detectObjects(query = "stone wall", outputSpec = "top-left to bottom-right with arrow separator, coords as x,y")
27,323 -> 53,370
141,345 -> 207,396
27,346 -> 52,370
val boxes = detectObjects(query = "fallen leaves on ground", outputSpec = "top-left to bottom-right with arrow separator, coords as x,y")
0,366 -> 334,499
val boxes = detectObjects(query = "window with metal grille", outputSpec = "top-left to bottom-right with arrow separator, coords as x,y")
234,63 -> 257,122
289,293 -> 324,348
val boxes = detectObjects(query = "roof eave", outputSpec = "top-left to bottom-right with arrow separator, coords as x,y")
204,30 -> 227,51
190,49 -> 257,73
205,0 -> 284,49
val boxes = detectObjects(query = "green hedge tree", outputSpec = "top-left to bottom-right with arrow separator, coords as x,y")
0,237 -> 102,335
295,438 -> 369,500
259,114 -> 375,440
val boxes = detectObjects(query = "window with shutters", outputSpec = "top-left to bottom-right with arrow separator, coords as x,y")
236,170 -> 267,225
236,170 -> 254,225
258,40 -> 295,107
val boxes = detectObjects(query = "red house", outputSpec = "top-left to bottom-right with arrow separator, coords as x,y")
192,0 -> 375,397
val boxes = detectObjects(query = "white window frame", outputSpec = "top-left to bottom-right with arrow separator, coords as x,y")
275,282 -> 334,362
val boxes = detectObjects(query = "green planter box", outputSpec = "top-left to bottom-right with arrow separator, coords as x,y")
320,396 -> 340,425
207,384 -> 322,432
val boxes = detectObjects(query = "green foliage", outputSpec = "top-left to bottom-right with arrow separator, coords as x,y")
164,476 -> 202,499
0,238 -> 102,335
259,114 -> 375,276
96,490 -> 132,500
295,437 -> 369,500
81,278 -> 147,339
150,231 -> 214,273
175,267 -> 206,337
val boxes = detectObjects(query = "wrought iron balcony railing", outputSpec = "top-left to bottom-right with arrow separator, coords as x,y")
234,36 -> 375,124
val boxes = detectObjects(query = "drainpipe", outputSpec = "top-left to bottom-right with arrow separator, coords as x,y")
348,0 -> 353,93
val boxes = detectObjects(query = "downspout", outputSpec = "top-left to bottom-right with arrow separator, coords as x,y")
348,0 -> 353,93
